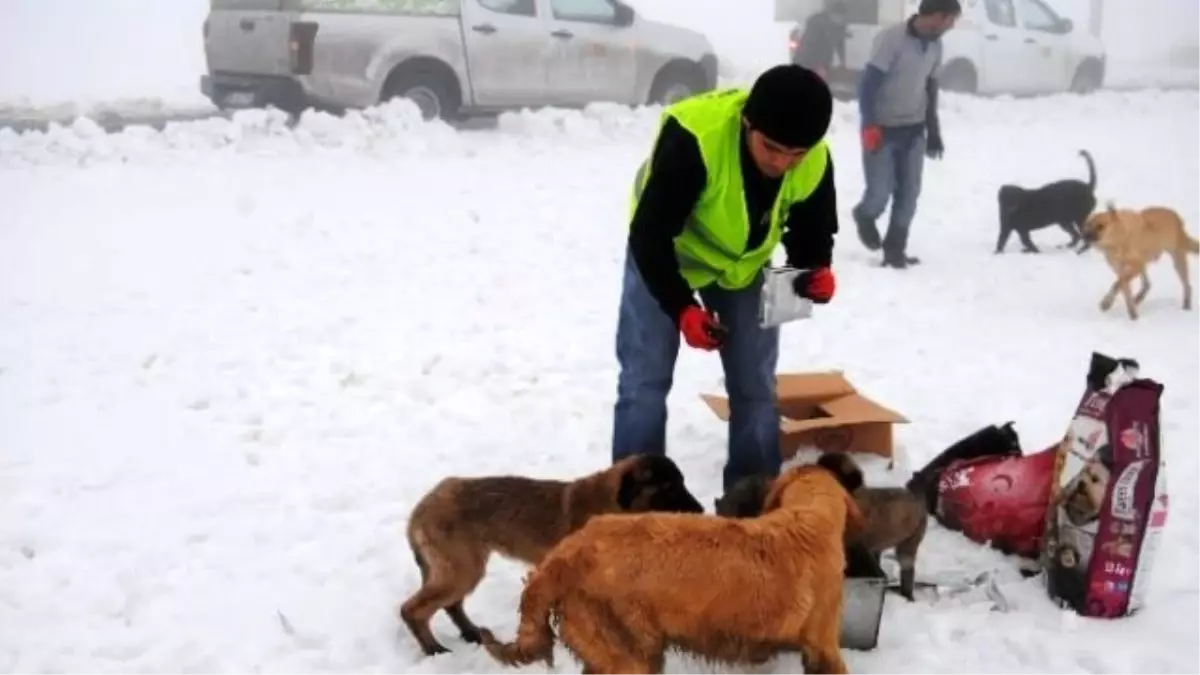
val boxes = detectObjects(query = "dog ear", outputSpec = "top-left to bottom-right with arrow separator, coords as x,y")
816,453 -> 865,493
617,469 -> 639,510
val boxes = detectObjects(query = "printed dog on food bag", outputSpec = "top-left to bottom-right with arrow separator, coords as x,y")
1081,202 -> 1199,320
717,454 -> 929,601
399,454 -> 703,656
478,456 -> 866,674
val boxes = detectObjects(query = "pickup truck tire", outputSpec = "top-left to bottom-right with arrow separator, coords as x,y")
939,59 -> 978,95
381,59 -> 462,122
648,61 -> 708,106
1070,59 -> 1104,94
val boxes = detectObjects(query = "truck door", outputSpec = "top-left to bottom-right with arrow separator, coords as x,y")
460,0 -> 556,108
978,0 -> 1039,94
543,0 -> 638,106
1013,0 -> 1075,93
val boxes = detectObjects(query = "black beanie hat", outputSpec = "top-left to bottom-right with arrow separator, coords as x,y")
742,64 -> 833,149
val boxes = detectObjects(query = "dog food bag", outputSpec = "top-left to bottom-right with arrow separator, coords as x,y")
1040,352 -> 1168,618
933,444 -> 1057,559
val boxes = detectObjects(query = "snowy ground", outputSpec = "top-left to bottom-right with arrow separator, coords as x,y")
1,89 -> 1198,673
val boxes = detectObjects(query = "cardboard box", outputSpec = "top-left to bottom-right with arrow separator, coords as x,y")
701,371 -> 909,464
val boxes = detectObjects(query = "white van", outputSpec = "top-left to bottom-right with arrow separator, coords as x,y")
777,0 -> 1107,97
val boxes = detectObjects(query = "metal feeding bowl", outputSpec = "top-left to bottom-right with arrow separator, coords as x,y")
839,576 -> 888,651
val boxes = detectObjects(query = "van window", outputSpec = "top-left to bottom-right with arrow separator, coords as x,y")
984,0 -> 1016,27
479,0 -> 535,16
211,0 -> 289,8
844,0 -> 879,25
551,0 -> 617,23
1016,0 -> 1061,32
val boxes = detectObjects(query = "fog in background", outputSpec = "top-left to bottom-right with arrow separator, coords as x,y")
0,0 -> 1196,108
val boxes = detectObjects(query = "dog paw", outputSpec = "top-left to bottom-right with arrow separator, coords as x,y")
422,642 -> 452,656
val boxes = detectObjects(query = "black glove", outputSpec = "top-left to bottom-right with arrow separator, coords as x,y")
926,133 -> 944,160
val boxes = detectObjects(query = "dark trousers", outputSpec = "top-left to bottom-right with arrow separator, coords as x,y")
611,250 -> 781,492
853,124 -> 927,257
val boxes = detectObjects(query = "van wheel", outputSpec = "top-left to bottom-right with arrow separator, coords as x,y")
939,60 -> 978,95
648,62 -> 706,105
1070,60 -> 1103,94
381,61 -> 461,122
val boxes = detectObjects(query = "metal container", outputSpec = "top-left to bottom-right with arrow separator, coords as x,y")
839,577 -> 888,650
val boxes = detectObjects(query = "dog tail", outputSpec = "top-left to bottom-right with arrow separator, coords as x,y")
1079,150 -> 1097,192
478,555 -> 575,668
1187,232 -> 1199,255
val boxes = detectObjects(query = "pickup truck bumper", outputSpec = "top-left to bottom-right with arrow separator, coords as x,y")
201,73 -> 308,113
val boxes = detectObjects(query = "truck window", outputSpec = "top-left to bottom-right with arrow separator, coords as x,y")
551,0 -> 617,23
479,0 -> 535,16
1016,0 -> 1060,32
984,0 -> 1016,27
843,0 -> 878,25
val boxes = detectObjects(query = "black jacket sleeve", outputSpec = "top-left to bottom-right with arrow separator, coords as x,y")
781,153 -> 838,269
627,116 -> 708,323
925,75 -> 942,145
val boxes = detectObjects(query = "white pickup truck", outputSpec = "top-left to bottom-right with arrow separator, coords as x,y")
201,0 -> 719,120
777,0 -> 1107,97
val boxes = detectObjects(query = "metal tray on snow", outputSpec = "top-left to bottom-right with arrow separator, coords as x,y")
839,576 -> 888,651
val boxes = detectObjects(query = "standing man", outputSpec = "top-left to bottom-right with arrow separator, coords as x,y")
791,0 -> 849,81
611,64 -> 839,492
852,0 -> 960,269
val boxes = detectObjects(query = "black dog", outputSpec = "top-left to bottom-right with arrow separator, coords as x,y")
995,150 -> 1097,254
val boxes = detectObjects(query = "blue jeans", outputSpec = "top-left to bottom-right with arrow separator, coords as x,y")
853,125 -> 927,256
611,250 -> 781,492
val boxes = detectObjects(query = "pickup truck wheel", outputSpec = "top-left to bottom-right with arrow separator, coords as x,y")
1070,61 -> 1103,94
381,62 -> 461,122
939,60 -> 978,95
648,62 -> 706,105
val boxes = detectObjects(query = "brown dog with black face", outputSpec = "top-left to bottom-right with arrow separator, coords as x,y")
399,454 -> 704,656
717,454 -> 928,602
478,456 -> 866,674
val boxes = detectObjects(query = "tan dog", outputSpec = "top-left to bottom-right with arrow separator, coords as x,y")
478,458 -> 866,674
1082,202 -> 1199,320
399,454 -> 703,656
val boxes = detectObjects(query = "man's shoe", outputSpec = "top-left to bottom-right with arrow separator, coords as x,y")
853,208 -> 882,252
881,252 -> 921,269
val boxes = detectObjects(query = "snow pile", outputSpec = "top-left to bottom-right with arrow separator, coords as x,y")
7,89 -> 1197,170
0,99 -> 471,166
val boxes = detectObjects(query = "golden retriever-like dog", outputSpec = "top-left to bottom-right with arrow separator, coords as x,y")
478,458 -> 866,674
399,454 -> 703,656
716,454 -> 928,602
1082,202 -> 1199,320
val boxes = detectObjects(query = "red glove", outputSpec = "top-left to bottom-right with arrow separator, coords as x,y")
679,305 -> 726,351
862,125 -> 882,153
794,267 -> 836,304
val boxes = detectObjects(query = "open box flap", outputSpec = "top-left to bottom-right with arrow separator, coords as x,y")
819,393 -> 909,424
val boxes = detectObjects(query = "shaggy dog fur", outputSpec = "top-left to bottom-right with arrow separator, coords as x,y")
478,459 -> 866,674
717,455 -> 929,601
1081,202 -> 1199,320
399,454 -> 704,655
995,150 -> 1097,254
